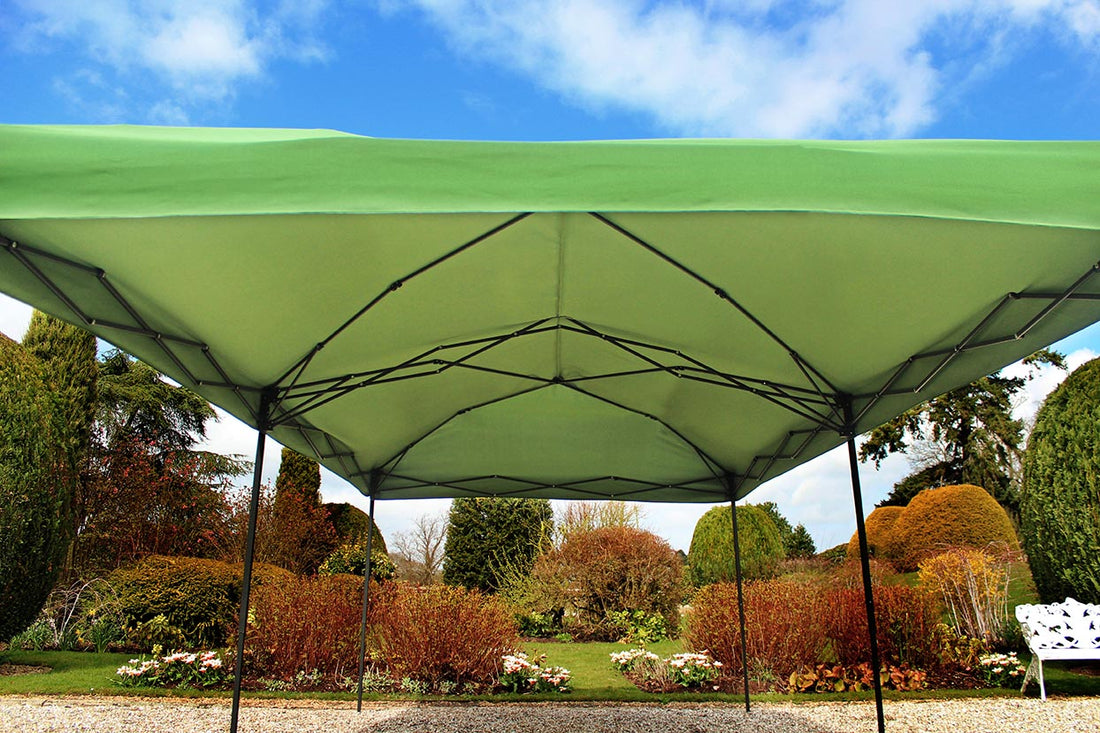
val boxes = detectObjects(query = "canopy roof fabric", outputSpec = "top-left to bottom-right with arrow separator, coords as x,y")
2,125 -> 1099,502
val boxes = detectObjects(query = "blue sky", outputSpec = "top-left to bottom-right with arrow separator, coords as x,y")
2,0 -> 1100,552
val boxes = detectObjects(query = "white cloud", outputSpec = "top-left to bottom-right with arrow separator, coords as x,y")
405,0 -> 1100,137
12,0 -> 331,118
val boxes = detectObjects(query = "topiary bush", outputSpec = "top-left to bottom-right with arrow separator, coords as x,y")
687,504 -> 784,585
846,505 -> 904,562
0,335 -> 75,643
110,555 -> 292,649
889,484 -> 1018,572
1021,357 -> 1100,604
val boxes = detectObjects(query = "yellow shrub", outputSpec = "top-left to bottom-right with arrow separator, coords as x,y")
846,506 -> 904,562
919,548 -> 1010,644
890,484 -> 1018,571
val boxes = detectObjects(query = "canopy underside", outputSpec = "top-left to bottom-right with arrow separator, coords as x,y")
1,127 -> 1098,501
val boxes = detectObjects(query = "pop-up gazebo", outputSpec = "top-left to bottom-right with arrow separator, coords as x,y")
2,125 -> 1098,732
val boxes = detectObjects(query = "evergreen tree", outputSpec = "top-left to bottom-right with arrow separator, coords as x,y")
0,335 -> 76,641
755,501 -> 816,558
1021,358 -> 1100,604
21,311 -> 97,577
269,448 -> 336,574
324,502 -> 387,553
859,349 -> 1065,515
22,311 -> 97,468
73,350 -> 246,574
787,524 -> 817,558
443,497 -> 553,593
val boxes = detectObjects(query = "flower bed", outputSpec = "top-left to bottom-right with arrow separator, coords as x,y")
499,652 -> 571,693
116,649 -> 227,688
611,648 -> 722,692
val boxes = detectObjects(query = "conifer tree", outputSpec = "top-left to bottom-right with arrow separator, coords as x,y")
443,497 -> 553,593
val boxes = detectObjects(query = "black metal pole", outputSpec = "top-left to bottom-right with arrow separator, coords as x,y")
230,394 -> 270,733
843,398 -> 885,733
356,490 -> 377,712
729,497 -> 751,712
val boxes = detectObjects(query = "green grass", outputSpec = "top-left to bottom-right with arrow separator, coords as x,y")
0,651 -> 134,696
3,639 -> 1098,704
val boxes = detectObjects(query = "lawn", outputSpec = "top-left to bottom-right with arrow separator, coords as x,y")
3,642 -> 1098,703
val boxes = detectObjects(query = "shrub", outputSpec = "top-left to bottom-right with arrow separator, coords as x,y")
687,579 -> 830,681
788,662 -> 926,693
846,506 -> 904,561
687,504 -> 784,586
1021,357 -> 1100,603
246,574 -> 364,681
919,548 -> 1012,644
514,610 -> 563,638
8,577 -> 127,653
607,609 -> 670,644
0,335 -> 75,642
817,543 -> 848,565
889,484 -> 1018,571
110,555 -> 291,650
825,584 -> 943,670
324,502 -> 387,552
521,526 -> 685,641
318,541 -> 396,582
371,582 -> 518,689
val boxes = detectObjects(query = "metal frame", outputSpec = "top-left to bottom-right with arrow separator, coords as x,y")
5,214 -> 1099,733
728,494 -> 751,712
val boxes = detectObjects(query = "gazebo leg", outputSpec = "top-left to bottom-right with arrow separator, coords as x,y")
230,396 -> 271,733
356,492 -> 377,712
729,496 -> 751,712
843,400 -> 886,733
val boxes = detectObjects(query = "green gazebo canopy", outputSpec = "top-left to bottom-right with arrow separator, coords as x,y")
2,125 -> 1098,502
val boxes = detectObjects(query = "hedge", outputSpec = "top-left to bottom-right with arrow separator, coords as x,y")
1021,357 -> 1100,603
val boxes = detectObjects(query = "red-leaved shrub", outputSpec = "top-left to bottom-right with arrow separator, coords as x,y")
370,582 -> 518,687
826,584 -> 943,669
687,580 -> 831,680
246,574 -> 364,680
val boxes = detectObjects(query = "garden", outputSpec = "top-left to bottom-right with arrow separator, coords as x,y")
2,314 -> 1100,709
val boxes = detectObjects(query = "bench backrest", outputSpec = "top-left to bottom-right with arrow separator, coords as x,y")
1016,598 -> 1100,650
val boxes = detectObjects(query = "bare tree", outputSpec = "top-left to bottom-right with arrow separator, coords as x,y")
556,500 -> 644,543
392,511 -> 448,585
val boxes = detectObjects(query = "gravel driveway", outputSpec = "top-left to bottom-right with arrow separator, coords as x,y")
2,696 -> 1098,733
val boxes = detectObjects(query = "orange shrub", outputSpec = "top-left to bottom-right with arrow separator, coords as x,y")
370,582 -> 518,688
246,573 -> 363,680
686,579 -> 831,680
522,526 -> 685,640
846,506 -> 904,562
889,485 -> 1018,571
826,584 -> 943,669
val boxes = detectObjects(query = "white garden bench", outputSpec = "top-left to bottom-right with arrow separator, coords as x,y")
1015,598 -> 1100,700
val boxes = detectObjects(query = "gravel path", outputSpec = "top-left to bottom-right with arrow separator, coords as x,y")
1,696 -> 1098,733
